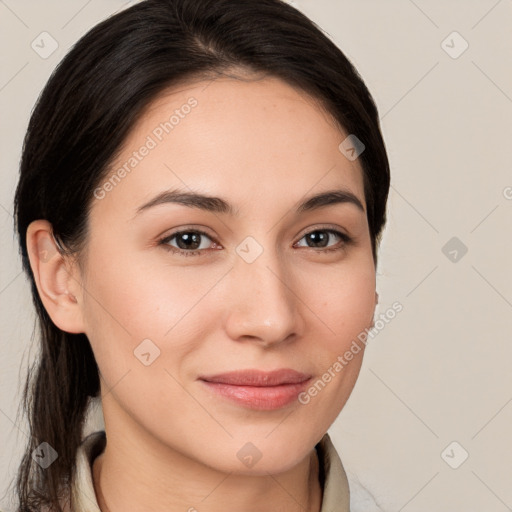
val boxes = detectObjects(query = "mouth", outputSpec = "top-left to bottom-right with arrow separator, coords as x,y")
198,369 -> 312,410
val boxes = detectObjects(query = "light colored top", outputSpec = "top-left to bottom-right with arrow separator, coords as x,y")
70,430 -> 351,511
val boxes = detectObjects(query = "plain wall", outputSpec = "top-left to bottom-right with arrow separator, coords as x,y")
1,1 -> 511,510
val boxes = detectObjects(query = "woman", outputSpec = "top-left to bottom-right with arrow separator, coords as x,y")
11,0 -> 390,510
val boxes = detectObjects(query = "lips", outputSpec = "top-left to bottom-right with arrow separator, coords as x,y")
198,369 -> 312,410
199,368 -> 311,386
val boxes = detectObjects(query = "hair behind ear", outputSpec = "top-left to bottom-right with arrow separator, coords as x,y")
9,303 -> 100,511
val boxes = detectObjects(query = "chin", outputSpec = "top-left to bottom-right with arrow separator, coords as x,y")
199,434 -> 316,476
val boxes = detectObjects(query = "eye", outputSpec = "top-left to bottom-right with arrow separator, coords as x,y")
158,229 -> 219,257
295,228 -> 352,253
158,226 -> 353,257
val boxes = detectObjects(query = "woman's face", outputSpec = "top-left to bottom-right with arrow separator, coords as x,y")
79,75 -> 376,474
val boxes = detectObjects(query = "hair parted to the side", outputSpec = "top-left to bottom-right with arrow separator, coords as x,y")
9,0 -> 390,510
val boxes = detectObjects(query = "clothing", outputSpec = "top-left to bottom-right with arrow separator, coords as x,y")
71,430 -> 351,511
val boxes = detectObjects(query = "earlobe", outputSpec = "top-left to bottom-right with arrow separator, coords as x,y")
26,219 -> 85,334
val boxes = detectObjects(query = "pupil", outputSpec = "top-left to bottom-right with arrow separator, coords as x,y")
178,232 -> 200,250
308,231 -> 327,248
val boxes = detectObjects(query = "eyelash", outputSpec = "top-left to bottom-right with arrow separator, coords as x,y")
157,226 -> 353,257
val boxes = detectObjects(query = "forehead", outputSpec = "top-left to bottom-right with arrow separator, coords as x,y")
89,75 -> 366,224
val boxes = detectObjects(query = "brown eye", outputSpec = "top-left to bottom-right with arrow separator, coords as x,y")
295,229 -> 351,251
159,229 -> 218,257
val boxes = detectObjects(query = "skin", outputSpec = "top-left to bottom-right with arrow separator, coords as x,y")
27,73 -> 377,512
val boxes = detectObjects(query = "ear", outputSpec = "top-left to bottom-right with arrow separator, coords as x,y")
26,219 -> 86,334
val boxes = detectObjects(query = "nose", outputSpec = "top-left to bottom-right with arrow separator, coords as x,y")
223,246 -> 304,347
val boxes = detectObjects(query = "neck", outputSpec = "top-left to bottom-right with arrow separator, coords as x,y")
92,435 -> 323,512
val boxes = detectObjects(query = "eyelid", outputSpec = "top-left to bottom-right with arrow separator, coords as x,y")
295,223 -> 351,242
159,226 -> 219,245
158,225 -> 217,241
159,223 -> 350,246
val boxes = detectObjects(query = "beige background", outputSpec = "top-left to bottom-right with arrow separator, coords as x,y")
1,1 -> 511,510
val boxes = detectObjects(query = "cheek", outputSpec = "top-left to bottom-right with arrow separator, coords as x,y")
81,246 -> 213,377
84,245 -> 197,334
80,254 -> 201,422
295,264 -> 375,430
296,255 -> 375,408
303,256 -> 376,349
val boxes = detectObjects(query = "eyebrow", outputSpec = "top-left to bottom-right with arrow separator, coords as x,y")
134,187 -> 365,217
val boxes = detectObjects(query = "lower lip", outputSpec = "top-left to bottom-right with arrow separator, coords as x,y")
200,379 -> 311,410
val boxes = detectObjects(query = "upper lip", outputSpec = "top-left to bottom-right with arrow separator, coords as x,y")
199,369 -> 312,386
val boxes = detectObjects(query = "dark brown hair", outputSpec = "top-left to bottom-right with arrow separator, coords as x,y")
10,0 -> 390,510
